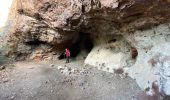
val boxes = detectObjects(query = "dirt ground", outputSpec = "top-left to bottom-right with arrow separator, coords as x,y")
0,59 -> 149,100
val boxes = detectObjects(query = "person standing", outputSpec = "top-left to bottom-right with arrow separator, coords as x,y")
65,48 -> 70,63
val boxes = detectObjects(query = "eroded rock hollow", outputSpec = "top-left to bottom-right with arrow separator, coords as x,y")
1,0 -> 170,97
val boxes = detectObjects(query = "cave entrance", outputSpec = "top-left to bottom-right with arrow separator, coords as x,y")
58,32 -> 94,60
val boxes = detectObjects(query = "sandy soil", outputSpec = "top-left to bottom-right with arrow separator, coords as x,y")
0,59 -> 146,100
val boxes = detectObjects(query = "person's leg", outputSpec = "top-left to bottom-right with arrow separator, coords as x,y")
68,57 -> 70,63
66,57 -> 69,63
66,57 -> 68,63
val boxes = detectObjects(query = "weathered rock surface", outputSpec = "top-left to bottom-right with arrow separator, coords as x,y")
1,0 -> 170,97
127,24 -> 170,96
85,35 -> 134,73
85,23 -> 170,96
3,0 -> 170,57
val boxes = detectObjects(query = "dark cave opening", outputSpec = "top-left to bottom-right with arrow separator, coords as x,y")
131,47 -> 138,59
58,32 -> 94,60
25,39 -> 48,46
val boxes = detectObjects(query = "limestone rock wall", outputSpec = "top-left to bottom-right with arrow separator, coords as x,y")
85,35 -> 134,73
126,23 -> 170,96
85,23 -> 170,96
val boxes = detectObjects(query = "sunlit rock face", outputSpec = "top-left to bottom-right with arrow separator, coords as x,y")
126,23 -> 170,96
85,35 -> 135,73
1,0 -> 170,96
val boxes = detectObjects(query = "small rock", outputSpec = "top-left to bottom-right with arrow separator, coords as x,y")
68,67 -> 72,71
29,67 -> 34,69
3,79 -> 9,83
0,66 -> 5,70
10,95 -> 15,100
50,64 -> 54,67
79,83 -> 84,86
58,66 -> 64,70
69,72 -> 72,75
51,90 -> 54,93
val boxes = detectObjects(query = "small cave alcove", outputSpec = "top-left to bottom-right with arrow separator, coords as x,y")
131,47 -> 138,60
58,32 -> 94,60
25,39 -> 48,46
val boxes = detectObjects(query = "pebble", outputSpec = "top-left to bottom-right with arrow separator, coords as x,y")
0,66 -> 5,70
79,83 -> 84,86
69,72 -> 72,75
3,78 -> 9,83
29,67 -> 34,69
51,90 -> 54,93
50,64 -> 55,67
10,95 -> 15,100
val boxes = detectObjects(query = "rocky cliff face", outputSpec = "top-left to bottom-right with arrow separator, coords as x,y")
1,0 -> 170,97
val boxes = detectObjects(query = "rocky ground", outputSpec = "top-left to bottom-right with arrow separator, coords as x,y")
0,58 -> 151,100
